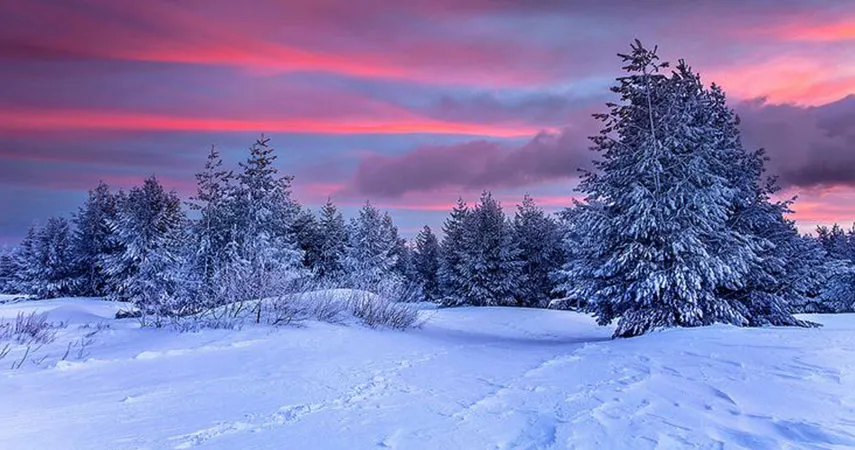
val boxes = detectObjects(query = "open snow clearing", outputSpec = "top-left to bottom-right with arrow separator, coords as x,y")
0,298 -> 853,449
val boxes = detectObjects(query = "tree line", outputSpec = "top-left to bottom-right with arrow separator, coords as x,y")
1,41 -> 854,336
0,137 -> 565,322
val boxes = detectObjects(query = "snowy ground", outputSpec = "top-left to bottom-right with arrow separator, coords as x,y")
0,298 -> 853,450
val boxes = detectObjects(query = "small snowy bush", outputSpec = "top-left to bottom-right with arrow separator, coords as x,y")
262,287 -> 421,330
346,295 -> 420,329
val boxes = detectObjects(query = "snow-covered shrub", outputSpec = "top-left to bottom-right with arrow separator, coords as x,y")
346,294 -> 420,330
262,283 -> 422,330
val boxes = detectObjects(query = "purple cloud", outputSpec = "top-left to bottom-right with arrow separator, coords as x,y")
350,97 -> 855,198
351,124 -> 593,197
738,96 -> 855,189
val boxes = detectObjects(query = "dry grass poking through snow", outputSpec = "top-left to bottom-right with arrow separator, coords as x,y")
263,289 -> 422,330
0,310 -> 109,370
170,287 -> 424,332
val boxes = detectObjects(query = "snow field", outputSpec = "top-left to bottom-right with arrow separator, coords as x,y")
0,299 -> 853,449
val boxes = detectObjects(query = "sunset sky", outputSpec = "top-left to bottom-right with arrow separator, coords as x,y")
2,0 -> 855,244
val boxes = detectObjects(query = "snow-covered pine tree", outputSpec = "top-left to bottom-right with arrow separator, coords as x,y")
550,204 -> 589,310
391,231 -> 419,289
695,75 -> 820,326
782,234 -> 832,313
413,225 -> 441,302
344,201 -> 401,289
456,192 -> 523,307
816,224 -> 855,312
568,41 -> 759,337
291,207 -> 323,273
0,247 -> 14,293
234,136 -> 306,300
103,176 -> 185,322
315,198 -> 348,282
11,218 -> 78,299
10,225 -> 40,295
438,198 -> 470,305
817,224 -> 853,259
183,145 -> 241,310
73,181 -> 120,296
512,195 -> 564,307
33,216 -> 78,299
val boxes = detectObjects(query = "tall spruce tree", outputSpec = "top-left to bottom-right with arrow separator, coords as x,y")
11,219 -> 77,299
0,247 -> 14,293
391,232 -> 418,287
693,73 -> 822,326
454,192 -> 523,307
184,146 -> 240,310
36,217 -> 78,298
413,225 -> 441,302
568,41 -> 762,337
315,199 -> 348,282
512,195 -> 564,307
438,198 -> 470,304
103,176 -> 185,320
73,181 -> 120,296
234,136 -> 306,299
291,207 -> 323,272
344,202 -> 401,288
551,204 -> 589,310
11,225 -> 40,295
816,224 -> 855,312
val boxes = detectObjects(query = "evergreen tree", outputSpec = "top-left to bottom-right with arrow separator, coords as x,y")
392,233 -> 418,287
315,199 -> 348,282
816,224 -> 853,260
184,146 -> 239,310
551,204 -> 589,310
11,225 -> 40,295
413,226 -> 441,302
103,176 -> 185,321
0,247 -> 14,293
783,234 -> 832,313
438,198 -> 470,304
696,74 -> 822,325
11,218 -> 77,299
35,217 -> 78,298
816,224 -> 855,312
454,192 -> 523,307
568,41 -> 762,337
291,207 -> 323,272
344,202 -> 400,288
234,136 -> 306,299
73,181 -> 120,296
512,195 -> 564,307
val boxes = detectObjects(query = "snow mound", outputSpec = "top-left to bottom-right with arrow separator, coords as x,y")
0,297 -> 121,323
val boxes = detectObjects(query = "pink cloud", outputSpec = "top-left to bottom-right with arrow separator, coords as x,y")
0,108 -> 542,137
2,0 -> 564,87
706,56 -> 855,106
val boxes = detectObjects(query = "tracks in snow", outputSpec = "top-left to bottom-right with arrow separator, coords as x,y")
169,351 -> 441,449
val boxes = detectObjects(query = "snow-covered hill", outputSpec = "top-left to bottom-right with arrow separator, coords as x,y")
0,298 -> 853,449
